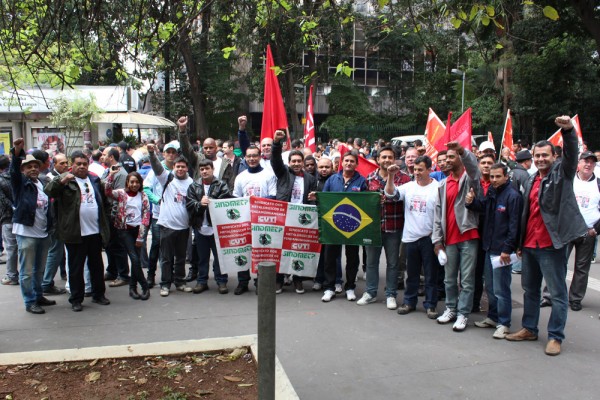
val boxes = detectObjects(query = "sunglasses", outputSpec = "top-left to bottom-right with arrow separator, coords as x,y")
84,182 -> 90,194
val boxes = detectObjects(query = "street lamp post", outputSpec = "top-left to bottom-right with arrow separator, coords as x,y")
451,68 -> 465,113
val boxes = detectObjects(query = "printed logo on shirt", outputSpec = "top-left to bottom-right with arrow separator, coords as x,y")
37,193 -> 48,210
576,194 -> 591,208
174,191 -> 186,203
245,184 -> 262,197
497,205 -> 507,213
409,195 -> 427,214
81,192 -> 95,204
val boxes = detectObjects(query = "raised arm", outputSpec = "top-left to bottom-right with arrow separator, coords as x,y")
238,115 -> 250,156
177,115 -> 199,168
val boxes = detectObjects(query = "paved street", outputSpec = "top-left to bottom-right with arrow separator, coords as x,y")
1,250 -> 600,399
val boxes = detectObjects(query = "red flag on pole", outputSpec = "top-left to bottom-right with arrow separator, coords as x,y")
547,129 -> 563,147
336,143 -> 378,177
450,108 -> 472,149
488,131 -> 494,143
424,108 -> 446,161
547,115 -> 582,151
501,109 -> 516,160
261,45 -> 288,143
303,85 -> 316,152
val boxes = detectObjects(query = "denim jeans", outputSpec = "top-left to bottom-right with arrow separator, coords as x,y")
147,218 -> 160,279
521,246 -> 568,341
365,232 -> 400,298
444,239 -> 478,317
119,228 -> 148,290
484,252 -> 513,327
194,231 -> 227,285
404,236 -> 439,309
16,235 -> 51,308
42,233 -> 65,291
2,224 -> 18,282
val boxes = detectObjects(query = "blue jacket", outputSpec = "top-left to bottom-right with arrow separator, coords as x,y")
467,181 -> 523,254
323,171 -> 367,193
10,148 -> 53,231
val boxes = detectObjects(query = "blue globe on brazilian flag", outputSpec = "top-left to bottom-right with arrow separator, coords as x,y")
317,192 -> 381,246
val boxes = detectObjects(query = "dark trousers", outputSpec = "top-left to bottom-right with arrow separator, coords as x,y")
472,241 -> 485,309
119,228 -> 148,291
195,231 -> 227,285
404,236 -> 439,309
159,226 -> 189,288
65,234 -> 106,304
324,244 -> 359,291
105,225 -> 130,281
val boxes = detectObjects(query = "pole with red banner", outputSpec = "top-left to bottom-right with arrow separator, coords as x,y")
303,85 -> 316,153
500,109 -> 516,160
261,45 -> 289,143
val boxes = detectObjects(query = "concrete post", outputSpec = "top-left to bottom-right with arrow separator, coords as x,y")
258,261 -> 276,400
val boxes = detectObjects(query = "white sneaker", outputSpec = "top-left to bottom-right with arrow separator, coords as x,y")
386,297 -> 398,310
474,317 -> 497,328
452,314 -> 468,332
321,290 -> 335,302
437,308 -> 457,324
493,325 -> 510,339
357,292 -> 376,306
346,289 -> 357,301
334,283 -> 343,294
160,287 -> 170,297
312,282 -> 322,291
176,284 -> 192,293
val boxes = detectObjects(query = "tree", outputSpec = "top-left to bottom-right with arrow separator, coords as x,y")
49,95 -> 101,155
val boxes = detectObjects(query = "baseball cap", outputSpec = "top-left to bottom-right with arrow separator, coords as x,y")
478,141 -> 495,152
579,150 -> 598,162
163,140 -> 180,152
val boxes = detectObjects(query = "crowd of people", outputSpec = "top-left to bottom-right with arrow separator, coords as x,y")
1,114 -> 597,357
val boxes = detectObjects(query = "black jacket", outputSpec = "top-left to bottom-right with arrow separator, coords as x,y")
467,181 -> 523,254
186,177 -> 232,229
271,141 -> 317,204
520,127 -> 587,248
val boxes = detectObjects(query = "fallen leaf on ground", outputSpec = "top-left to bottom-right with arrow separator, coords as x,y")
85,371 -> 101,382
227,348 -> 247,361
238,383 -> 254,387
223,375 -> 243,382
136,378 -> 148,385
89,359 -> 99,367
24,379 -> 41,386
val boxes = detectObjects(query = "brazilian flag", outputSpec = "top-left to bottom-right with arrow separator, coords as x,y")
317,192 -> 381,246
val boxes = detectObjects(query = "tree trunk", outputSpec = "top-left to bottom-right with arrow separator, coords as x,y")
179,34 -> 209,140
284,68 -> 302,139
570,0 -> 600,55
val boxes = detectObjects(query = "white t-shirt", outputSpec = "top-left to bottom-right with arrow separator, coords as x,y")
233,169 -> 277,198
395,180 -> 439,243
156,170 -> 193,230
88,162 -> 106,178
13,180 -> 49,238
76,176 -> 100,236
199,183 -> 214,236
573,175 -> 600,228
290,175 -> 304,204
125,192 -> 142,226
211,158 -> 223,179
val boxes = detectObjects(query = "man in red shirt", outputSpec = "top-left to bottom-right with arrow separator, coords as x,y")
506,116 -> 587,356
432,141 -> 481,332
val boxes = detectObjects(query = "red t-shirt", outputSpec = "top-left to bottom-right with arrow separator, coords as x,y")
523,176 -> 553,249
481,179 -> 491,196
445,173 -> 479,245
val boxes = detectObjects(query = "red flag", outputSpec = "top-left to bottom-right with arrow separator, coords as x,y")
261,45 -> 288,142
547,129 -> 563,147
488,131 -> 494,143
450,108 -> 472,149
336,143 -> 378,177
547,115 -> 582,150
303,85 -> 316,152
501,109 -> 516,160
424,108 -> 446,161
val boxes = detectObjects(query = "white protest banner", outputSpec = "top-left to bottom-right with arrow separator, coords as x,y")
280,203 -> 321,277
209,198 -> 252,275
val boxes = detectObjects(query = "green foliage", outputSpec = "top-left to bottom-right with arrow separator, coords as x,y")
49,95 -> 102,154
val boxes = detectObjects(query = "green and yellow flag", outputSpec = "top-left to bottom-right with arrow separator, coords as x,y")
317,192 -> 381,246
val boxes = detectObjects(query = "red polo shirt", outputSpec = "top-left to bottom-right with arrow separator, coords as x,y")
523,175 -> 553,249
481,179 -> 491,196
445,173 -> 479,245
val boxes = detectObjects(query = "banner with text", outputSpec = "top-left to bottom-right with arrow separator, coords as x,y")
209,198 -> 252,275
210,197 -> 321,276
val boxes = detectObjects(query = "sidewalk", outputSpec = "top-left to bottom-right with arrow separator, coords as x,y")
1,257 -> 600,399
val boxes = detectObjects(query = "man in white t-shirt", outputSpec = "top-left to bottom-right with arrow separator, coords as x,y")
10,139 -> 55,314
147,143 -> 194,297
45,150 -> 111,312
386,155 -> 440,319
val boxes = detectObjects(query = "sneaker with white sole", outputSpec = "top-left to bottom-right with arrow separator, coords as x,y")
334,283 -> 343,294
386,297 -> 398,310
346,289 -> 357,301
357,292 -> 376,306
160,287 -> 170,297
312,282 -> 322,291
437,308 -> 457,324
321,290 -> 336,302
176,284 -> 192,293
452,314 -> 468,332
493,325 -> 510,339
474,317 -> 497,328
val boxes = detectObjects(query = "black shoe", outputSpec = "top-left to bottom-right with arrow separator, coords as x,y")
72,302 -> 83,312
570,302 -> 582,311
185,271 -> 198,282
43,286 -> 67,295
92,296 -> 110,306
234,284 -> 249,295
218,284 -> 229,294
397,304 -> 416,315
192,283 -> 209,294
104,272 -> 116,281
26,304 -> 45,314
61,273 -> 68,281
140,289 -> 150,301
147,276 -> 155,289
84,292 -> 92,297
37,297 -> 57,306
129,288 -> 141,300
540,299 -> 552,308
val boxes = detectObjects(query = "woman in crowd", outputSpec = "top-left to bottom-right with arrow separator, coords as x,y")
105,168 -> 151,300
